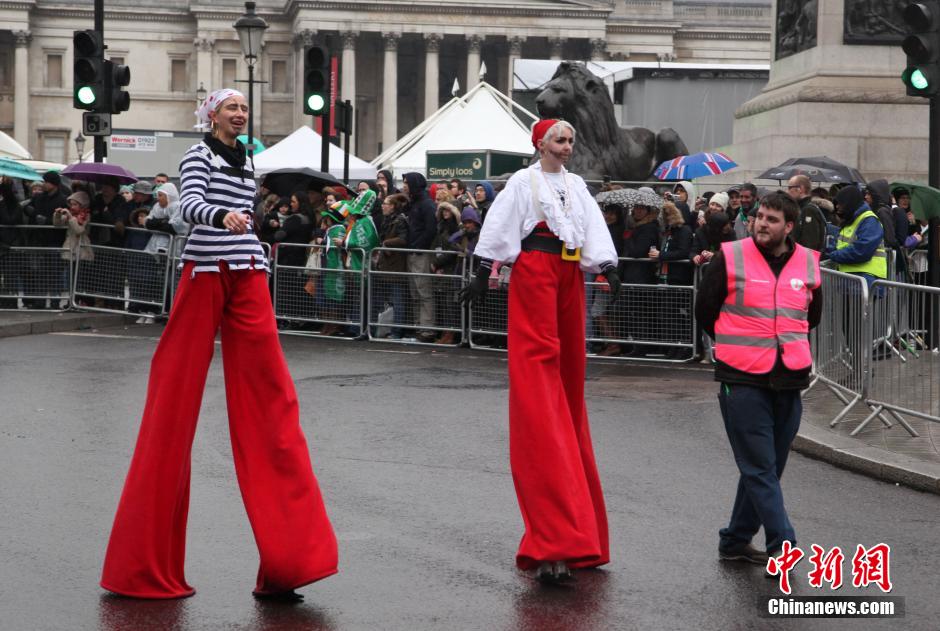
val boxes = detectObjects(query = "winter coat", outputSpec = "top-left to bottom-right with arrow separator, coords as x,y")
124,208 -> 153,250
376,212 -> 409,273
25,190 -> 68,247
89,192 -> 125,246
0,195 -> 24,253
673,181 -> 695,228
791,196 -> 827,252
620,218 -> 660,284
274,213 -> 314,266
659,223 -> 694,285
52,209 -> 93,261
403,173 -> 437,250
145,183 -> 188,254
691,225 -> 735,260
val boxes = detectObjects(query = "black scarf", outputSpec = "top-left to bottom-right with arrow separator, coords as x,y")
203,133 -> 247,169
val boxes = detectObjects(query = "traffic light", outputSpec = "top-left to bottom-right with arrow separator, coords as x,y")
107,60 -> 131,114
902,1 -> 940,97
73,30 -> 106,110
303,45 -> 331,117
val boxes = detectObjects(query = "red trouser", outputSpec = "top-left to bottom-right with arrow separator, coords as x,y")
101,262 -> 338,598
507,250 -> 609,570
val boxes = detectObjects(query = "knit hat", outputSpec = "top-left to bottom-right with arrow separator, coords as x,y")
67,191 -> 90,207
43,171 -> 61,185
709,191 -> 729,211
531,119 -> 560,149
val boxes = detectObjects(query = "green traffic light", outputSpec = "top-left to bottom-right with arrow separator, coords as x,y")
77,86 -> 97,105
911,68 -> 930,90
306,94 -> 325,114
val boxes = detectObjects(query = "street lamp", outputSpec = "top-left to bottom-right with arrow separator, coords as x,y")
196,82 -> 207,106
74,132 -> 86,163
233,1 -> 268,158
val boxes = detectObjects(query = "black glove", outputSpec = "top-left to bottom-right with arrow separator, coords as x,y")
459,258 -> 492,306
145,217 -> 171,233
601,263 -> 621,301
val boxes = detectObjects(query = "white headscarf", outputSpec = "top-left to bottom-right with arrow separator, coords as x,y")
194,88 -> 244,131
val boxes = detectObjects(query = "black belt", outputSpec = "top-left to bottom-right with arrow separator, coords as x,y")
521,232 -> 564,255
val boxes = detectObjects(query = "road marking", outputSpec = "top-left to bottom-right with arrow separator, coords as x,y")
365,348 -> 422,355
50,331 -> 221,344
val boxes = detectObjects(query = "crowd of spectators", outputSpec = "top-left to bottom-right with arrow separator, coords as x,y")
0,167 -> 932,353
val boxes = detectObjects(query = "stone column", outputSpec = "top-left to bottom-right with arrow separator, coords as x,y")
13,30 -> 30,150
292,29 -> 316,129
424,33 -> 442,118
507,36 -> 524,95
590,38 -> 607,62
382,32 -> 400,151
194,37 -> 214,97
340,31 -> 357,153
548,37 -> 565,61
466,35 -> 483,90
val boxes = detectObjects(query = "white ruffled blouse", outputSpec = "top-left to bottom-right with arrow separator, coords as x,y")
474,161 -> 617,273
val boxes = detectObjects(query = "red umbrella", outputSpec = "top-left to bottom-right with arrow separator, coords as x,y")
61,162 -> 138,184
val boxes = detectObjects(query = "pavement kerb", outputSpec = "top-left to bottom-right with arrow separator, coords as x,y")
793,421 -> 940,496
0,312 -> 132,339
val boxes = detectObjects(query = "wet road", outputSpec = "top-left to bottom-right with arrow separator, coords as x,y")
1,326 -> 938,630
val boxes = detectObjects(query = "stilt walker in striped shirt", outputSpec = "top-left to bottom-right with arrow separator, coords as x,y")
461,120 -> 621,584
101,89 -> 337,601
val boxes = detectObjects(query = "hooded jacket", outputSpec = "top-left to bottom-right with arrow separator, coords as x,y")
828,185 -> 884,282
475,181 -> 496,220
868,179 -> 907,248
403,172 -> 437,250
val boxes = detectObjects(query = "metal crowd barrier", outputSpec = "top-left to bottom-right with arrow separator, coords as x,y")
272,243 -> 366,338
70,225 -> 173,316
468,257 -> 698,362
0,225 -> 71,311
366,247 -> 467,346
857,279 -> 940,434
808,268 -> 873,429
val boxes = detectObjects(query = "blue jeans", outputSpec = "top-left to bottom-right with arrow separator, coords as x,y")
718,384 -> 802,554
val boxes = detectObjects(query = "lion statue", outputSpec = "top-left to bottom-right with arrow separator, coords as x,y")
535,62 -> 688,182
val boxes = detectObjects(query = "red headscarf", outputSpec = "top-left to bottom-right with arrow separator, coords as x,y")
531,119 -> 560,149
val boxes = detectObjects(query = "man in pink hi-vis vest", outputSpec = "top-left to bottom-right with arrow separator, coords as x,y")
695,192 -> 823,567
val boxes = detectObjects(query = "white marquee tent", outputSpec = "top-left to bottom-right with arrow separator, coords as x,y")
372,81 -> 538,177
253,125 -> 376,181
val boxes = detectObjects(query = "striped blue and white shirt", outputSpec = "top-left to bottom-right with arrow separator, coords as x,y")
178,141 -> 269,273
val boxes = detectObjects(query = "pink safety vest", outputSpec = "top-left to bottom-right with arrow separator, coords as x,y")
714,238 -> 820,374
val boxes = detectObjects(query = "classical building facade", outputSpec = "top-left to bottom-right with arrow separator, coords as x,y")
0,0 -> 770,164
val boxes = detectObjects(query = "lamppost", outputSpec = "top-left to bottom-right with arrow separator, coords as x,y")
196,82 -> 207,107
74,132 -> 86,163
233,1 -> 268,158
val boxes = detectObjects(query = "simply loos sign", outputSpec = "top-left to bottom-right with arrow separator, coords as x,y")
426,150 -> 530,180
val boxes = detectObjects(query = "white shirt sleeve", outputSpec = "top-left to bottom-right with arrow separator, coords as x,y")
576,178 -> 618,273
474,173 -> 527,263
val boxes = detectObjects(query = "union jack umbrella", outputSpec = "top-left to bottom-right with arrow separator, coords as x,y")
654,151 -> 738,181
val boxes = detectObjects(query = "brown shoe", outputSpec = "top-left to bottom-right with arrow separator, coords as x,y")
437,331 -> 456,345
597,343 -> 621,357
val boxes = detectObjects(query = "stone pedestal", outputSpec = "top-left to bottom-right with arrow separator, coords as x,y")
728,0 -> 928,183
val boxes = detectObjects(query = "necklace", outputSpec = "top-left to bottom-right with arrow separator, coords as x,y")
540,169 -> 571,215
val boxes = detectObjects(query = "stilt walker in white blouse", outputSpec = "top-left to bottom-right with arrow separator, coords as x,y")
101,89 -> 338,601
462,119 -> 621,583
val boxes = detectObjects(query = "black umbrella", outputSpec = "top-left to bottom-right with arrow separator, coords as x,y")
260,167 -> 355,197
757,156 -> 866,184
